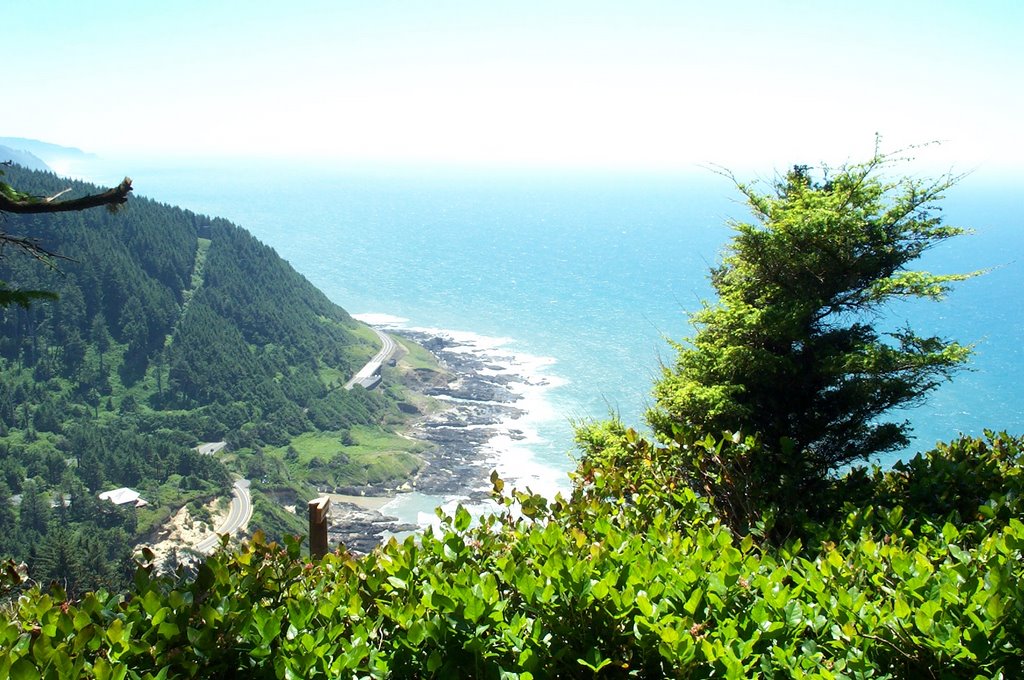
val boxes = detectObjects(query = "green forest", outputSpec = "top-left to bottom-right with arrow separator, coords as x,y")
0,165 -> 416,595
1,152 -> 1021,678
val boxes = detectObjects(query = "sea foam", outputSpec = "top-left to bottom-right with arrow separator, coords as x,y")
364,315 -> 571,527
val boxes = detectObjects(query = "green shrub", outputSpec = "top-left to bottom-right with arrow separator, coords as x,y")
2,434 -> 1021,678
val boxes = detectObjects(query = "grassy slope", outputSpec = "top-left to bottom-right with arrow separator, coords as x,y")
238,328 -> 450,539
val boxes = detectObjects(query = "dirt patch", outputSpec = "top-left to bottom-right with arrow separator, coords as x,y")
144,500 -> 229,568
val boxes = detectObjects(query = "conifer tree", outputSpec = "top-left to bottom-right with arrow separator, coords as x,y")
648,145 -> 976,529
17,478 -> 50,537
0,481 -> 16,543
33,525 -> 83,594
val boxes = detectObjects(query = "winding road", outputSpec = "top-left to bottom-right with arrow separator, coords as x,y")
196,478 -> 253,554
189,327 -> 395,555
344,327 -> 398,390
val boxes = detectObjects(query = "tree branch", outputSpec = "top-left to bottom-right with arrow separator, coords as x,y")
0,177 -> 133,214
0,232 -> 70,265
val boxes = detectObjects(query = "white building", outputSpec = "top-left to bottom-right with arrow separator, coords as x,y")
98,487 -> 149,508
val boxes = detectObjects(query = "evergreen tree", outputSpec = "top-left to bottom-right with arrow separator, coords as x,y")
76,443 -> 105,493
0,481 -> 16,549
17,478 -> 51,537
90,312 -> 111,376
33,525 -> 78,587
73,531 -> 117,595
648,145 -> 975,531
64,475 -> 99,524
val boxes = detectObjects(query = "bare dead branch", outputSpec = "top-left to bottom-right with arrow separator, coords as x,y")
0,232 -> 71,267
44,187 -> 73,203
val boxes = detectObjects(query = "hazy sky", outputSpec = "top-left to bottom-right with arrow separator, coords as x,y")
7,0 -> 1023,173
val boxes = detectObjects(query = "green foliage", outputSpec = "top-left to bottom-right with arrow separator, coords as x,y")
847,431 -> 1024,527
0,164 -> 408,587
2,151 -> 1016,678
0,169 -> 32,204
0,286 -> 57,310
0,165 -> 382,453
647,147 -> 977,533
1,433 -> 1021,677
0,169 -> 60,308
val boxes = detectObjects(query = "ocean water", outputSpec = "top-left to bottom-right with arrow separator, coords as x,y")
73,158 -> 1024,522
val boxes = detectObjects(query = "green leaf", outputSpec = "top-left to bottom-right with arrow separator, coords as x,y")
577,647 -> 613,672
659,626 -> 680,644
105,618 -> 124,646
455,504 -> 472,532
783,601 -> 802,627
941,522 -> 959,543
636,592 -> 654,618
914,607 -> 934,634
893,596 -> 910,620
684,588 -> 703,616
465,597 -> 486,622
9,657 -> 40,680
93,658 -> 112,680
407,621 -> 427,646
985,594 -> 1004,620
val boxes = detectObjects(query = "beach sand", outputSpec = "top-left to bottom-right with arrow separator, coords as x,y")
326,493 -> 395,512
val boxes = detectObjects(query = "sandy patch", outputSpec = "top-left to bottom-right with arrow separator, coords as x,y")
325,493 -> 394,512
145,500 -> 230,567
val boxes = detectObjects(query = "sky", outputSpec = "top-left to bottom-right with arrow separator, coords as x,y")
6,0 -> 1024,174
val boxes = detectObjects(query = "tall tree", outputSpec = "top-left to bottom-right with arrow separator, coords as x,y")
33,525 -> 83,595
0,481 -> 16,545
647,144 -> 975,530
17,478 -> 50,537
90,312 -> 111,376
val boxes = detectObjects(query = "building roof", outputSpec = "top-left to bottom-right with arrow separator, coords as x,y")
98,487 -> 149,507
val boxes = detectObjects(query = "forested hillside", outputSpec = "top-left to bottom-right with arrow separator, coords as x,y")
0,165 -> 395,591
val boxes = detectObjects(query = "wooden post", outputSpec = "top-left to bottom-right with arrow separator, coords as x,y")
308,496 -> 331,560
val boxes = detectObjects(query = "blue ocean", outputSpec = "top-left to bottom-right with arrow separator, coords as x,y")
76,157 -> 1024,515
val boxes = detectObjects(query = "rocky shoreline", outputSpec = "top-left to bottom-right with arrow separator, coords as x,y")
327,502 -> 419,554
326,327 -> 542,552
403,330 -> 530,497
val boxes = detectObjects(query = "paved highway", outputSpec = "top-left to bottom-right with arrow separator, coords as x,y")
194,441 -> 226,456
196,478 -> 252,554
344,327 -> 398,390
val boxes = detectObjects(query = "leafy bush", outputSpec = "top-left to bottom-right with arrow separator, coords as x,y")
2,433 -> 1021,677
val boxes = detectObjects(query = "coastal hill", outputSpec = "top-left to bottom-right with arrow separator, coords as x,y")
0,164 -> 388,444
0,162 -> 426,591
0,136 -> 94,166
0,144 -> 49,172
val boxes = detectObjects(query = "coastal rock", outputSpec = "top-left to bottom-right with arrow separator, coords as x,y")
397,401 -> 421,415
327,502 -> 414,554
327,325 -> 556,540
425,376 -> 518,403
388,329 -> 543,494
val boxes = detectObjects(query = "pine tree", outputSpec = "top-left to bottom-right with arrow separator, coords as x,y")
17,478 -> 51,537
0,481 -> 17,549
648,145 -> 976,531
33,524 -> 83,595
